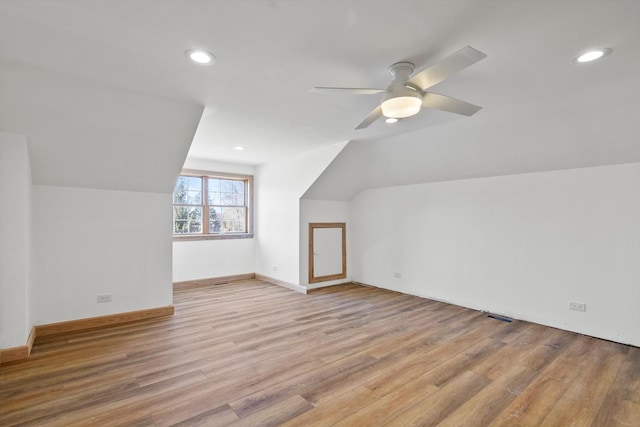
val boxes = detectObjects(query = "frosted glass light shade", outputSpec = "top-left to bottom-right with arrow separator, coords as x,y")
381,95 -> 422,118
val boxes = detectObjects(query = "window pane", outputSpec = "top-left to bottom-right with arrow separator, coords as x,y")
187,177 -> 201,191
220,207 -> 246,233
209,207 -> 222,233
188,177 -> 202,204
173,176 -> 202,205
173,177 -> 188,204
221,180 -> 234,193
210,179 -> 245,206
208,177 -> 221,205
208,178 -> 220,194
220,192 -> 235,206
209,192 -> 221,205
235,192 -> 245,205
233,180 -> 245,195
187,190 -> 201,204
173,206 -> 202,234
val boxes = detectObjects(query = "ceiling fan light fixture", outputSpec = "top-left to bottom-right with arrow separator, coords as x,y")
381,93 -> 422,118
313,46 -> 487,129
385,117 -> 398,124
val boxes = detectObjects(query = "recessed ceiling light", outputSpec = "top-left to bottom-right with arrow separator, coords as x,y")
575,48 -> 611,63
185,49 -> 215,65
385,118 -> 398,124
233,146 -> 245,151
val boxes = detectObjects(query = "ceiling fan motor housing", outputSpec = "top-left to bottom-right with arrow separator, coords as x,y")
388,62 -> 415,81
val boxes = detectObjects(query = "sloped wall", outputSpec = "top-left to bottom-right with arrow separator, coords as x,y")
255,142 -> 347,286
350,163 -> 640,346
0,60 -> 203,193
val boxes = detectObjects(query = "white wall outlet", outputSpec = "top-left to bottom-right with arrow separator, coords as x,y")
97,294 -> 112,303
272,265 -> 278,271
569,301 -> 586,312
393,272 -> 402,278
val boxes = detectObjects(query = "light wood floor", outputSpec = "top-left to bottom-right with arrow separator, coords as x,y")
1,280 -> 639,426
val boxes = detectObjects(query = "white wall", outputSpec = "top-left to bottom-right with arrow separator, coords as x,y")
255,142 -> 347,285
299,199 -> 350,288
0,132 -> 32,348
172,158 -> 256,282
350,163 -> 640,346
32,185 -> 173,324
173,239 -> 255,282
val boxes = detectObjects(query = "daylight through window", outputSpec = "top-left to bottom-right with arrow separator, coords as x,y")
173,172 -> 253,238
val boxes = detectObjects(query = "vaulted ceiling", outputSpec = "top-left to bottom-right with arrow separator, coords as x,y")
1,0 -> 639,197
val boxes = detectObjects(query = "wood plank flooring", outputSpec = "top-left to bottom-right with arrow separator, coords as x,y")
1,279 -> 639,426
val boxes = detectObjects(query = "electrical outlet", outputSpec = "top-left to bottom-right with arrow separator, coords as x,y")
97,294 -> 112,303
272,265 -> 278,271
569,301 -> 586,312
393,272 -> 401,278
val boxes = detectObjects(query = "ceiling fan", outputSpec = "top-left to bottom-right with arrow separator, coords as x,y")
313,46 -> 487,129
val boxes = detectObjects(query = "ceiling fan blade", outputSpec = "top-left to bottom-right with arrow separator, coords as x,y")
312,87 -> 387,95
355,105 -> 383,129
408,46 -> 487,90
422,92 -> 482,116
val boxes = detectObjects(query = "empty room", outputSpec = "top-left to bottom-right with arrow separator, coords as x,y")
1,0 -> 639,425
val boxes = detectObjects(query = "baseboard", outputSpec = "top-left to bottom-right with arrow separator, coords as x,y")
255,273 -> 308,294
352,280 -> 377,288
1,306 -> 174,365
0,344 -> 29,364
174,273 -> 308,294
307,281 -> 354,293
35,306 -> 175,337
0,326 -> 37,364
173,273 -> 256,290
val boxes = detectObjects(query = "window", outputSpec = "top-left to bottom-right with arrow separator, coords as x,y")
173,170 -> 253,240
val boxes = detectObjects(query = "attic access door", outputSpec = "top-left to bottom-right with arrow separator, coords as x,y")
309,223 -> 346,284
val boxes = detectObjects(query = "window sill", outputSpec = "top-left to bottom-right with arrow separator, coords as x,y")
173,233 -> 254,242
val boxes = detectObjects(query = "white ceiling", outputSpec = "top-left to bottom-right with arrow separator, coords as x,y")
1,0 -> 639,193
